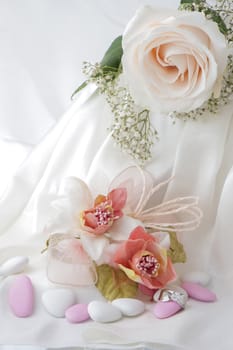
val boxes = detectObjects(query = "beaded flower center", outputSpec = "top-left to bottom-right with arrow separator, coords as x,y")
136,254 -> 160,277
94,203 -> 114,226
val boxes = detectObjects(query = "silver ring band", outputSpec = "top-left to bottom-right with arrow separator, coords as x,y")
153,286 -> 188,308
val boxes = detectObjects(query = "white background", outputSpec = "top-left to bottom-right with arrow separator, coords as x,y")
0,0 -> 178,196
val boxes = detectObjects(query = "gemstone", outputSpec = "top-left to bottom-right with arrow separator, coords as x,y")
153,285 -> 188,308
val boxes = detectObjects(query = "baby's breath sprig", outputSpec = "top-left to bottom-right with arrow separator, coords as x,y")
174,0 -> 233,121
214,0 -> 233,46
83,62 -> 157,165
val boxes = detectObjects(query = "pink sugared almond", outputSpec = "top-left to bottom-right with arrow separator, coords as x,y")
65,303 -> 90,323
8,275 -> 34,317
181,281 -> 216,302
153,301 -> 182,319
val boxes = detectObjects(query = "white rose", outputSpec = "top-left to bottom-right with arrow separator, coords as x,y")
122,6 -> 228,114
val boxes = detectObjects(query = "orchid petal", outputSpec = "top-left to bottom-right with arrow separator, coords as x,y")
45,177 -> 94,233
58,177 -> 93,212
129,226 -> 155,242
109,216 -> 142,241
79,232 -> 109,262
94,194 -> 107,206
83,212 -> 98,229
118,264 -> 142,283
97,242 -> 121,266
108,188 -> 127,211
82,223 -> 112,235
108,166 -> 154,213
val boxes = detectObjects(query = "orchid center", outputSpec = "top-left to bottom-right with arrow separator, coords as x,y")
134,251 -> 160,277
94,202 -> 114,226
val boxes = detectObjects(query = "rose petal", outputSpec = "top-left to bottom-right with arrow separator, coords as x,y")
129,226 -> 155,242
156,258 -> 177,286
122,6 -> 227,113
114,239 -> 145,267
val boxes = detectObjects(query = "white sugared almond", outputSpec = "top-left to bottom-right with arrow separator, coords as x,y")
112,298 -> 145,316
0,256 -> 29,276
88,301 -> 122,323
42,288 -> 76,318
181,271 -> 211,286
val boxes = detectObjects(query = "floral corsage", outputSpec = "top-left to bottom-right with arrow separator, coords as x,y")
42,166 -> 207,319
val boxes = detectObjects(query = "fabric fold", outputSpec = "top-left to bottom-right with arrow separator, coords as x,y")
0,90 -> 232,349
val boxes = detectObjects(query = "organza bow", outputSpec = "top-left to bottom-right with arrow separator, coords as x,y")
109,166 -> 202,233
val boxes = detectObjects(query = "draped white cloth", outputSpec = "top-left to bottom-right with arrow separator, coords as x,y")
0,84 -> 233,349
0,0 -> 233,349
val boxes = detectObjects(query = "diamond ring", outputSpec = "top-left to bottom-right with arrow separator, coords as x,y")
153,285 -> 188,308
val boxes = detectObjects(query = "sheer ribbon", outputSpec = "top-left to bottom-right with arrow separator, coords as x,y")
109,166 -> 203,233
47,233 -> 97,286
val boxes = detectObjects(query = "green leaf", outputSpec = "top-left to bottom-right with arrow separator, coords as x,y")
204,8 -> 228,35
96,264 -> 138,301
71,81 -> 88,100
167,232 -> 187,264
180,0 -> 201,4
100,35 -> 123,70
71,36 -> 123,99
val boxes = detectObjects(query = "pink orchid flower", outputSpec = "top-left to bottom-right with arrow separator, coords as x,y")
80,188 -> 127,235
114,226 -> 176,289
41,177 -> 140,263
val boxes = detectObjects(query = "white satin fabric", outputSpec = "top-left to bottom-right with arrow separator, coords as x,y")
1,0 -> 233,349
0,84 -> 232,349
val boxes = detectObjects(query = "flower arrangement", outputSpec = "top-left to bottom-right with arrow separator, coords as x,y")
43,166 -> 202,303
41,0 -> 233,319
73,0 -> 233,165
